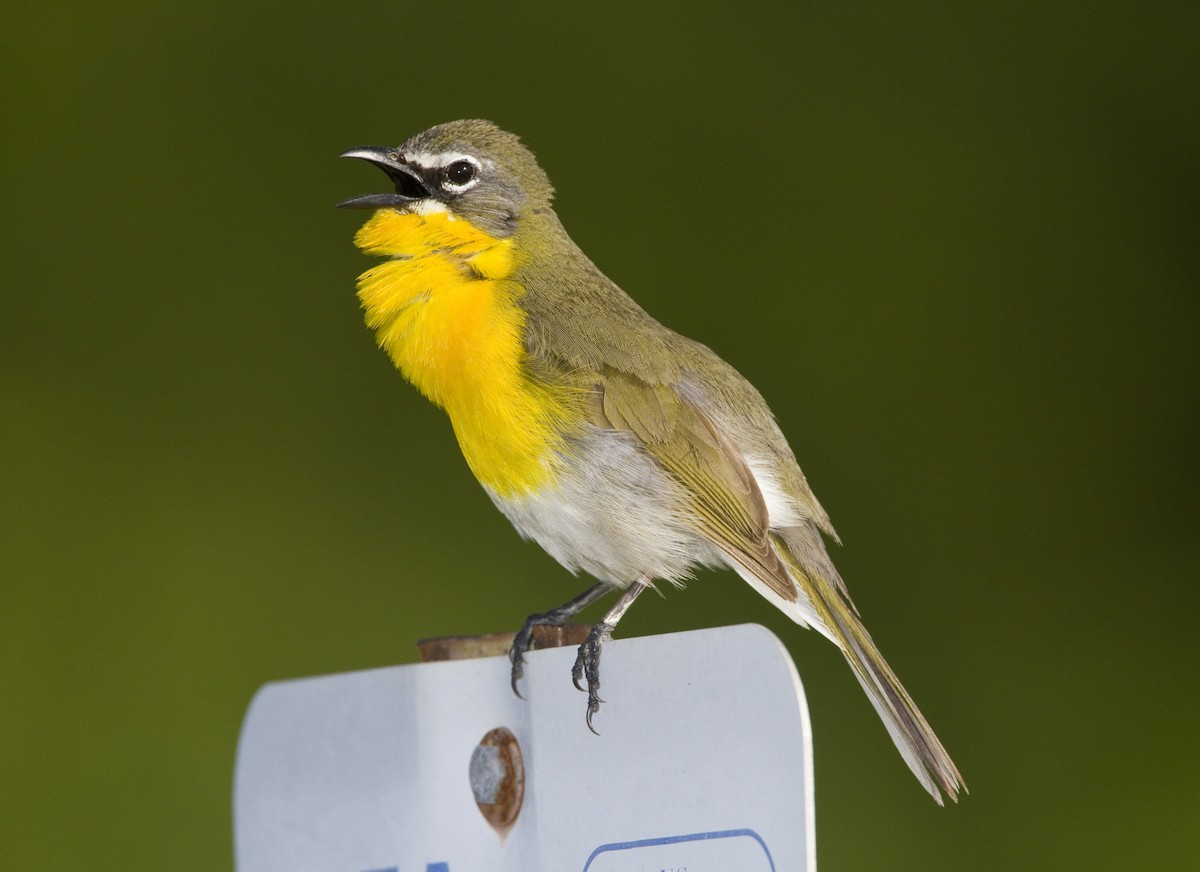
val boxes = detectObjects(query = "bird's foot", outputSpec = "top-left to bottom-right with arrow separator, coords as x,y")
509,607 -> 578,698
572,622 -> 613,734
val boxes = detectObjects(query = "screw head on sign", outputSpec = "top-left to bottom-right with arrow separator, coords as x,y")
468,727 -> 524,833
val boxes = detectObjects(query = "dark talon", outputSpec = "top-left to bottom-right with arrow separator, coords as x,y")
509,645 -> 527,700
571,646 -> 586,692
575,622 -> 612,732
507,580 -> 644,734
507,582 -> 615,701
509,618 -> 539,699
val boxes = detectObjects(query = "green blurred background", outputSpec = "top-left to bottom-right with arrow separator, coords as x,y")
2,1 -> 1197,869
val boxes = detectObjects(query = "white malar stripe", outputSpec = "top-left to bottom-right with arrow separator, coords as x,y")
409,199 -> 450,216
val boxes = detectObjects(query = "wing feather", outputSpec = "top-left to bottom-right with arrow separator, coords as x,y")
593,370 -> 797,603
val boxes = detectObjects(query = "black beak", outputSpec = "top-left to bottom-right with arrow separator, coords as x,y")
337,146 -> 431,209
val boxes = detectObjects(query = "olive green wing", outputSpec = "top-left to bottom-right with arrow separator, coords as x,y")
591,369 -> 799,604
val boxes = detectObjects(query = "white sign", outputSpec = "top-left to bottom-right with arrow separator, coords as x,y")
234,623 -> 814,871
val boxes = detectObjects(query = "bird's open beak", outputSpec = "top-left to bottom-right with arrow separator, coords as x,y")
337,147 -> 431,209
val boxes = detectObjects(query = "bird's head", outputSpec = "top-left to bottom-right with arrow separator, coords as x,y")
338,119 -> 554,238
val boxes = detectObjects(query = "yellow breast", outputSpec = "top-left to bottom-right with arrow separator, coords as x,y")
353,209 -> 573,497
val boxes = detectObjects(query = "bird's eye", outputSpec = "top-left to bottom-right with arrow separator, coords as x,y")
443,160 -> 477,189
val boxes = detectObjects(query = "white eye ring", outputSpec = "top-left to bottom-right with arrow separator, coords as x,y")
441,156 -> 482,193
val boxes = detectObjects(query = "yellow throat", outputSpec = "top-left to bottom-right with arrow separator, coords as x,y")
353,208 -> 573,497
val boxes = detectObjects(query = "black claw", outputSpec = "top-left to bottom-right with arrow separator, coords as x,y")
571,649 -> 586,691
510,606 -> 583,699
507,584 -> 629,735
509,621 -> 537,699
510,653 -> 526,700
575,622 -> 612,732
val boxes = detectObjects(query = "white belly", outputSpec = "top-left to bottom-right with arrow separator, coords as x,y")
486,425 -> 726,587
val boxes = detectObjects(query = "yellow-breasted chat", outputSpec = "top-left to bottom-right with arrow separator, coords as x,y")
339,119 -> 964,804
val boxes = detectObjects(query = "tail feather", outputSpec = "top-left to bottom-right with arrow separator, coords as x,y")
772,534 -> 966,804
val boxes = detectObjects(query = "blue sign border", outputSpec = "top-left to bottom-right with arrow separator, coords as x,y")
582,827 -> 775,871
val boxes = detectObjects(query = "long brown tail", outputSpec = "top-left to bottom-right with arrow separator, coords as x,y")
773,534 -> 966,804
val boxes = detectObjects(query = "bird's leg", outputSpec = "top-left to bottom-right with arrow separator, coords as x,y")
510,581 -> 613,698
572,577 -> 650,734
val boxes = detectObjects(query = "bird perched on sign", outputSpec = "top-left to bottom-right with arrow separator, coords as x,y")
340,119 -> 965,804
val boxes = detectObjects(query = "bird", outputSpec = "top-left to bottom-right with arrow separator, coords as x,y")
339,119 -> 965,804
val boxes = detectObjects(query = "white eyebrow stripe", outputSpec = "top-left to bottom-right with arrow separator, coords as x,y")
401,150 -> 485,170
